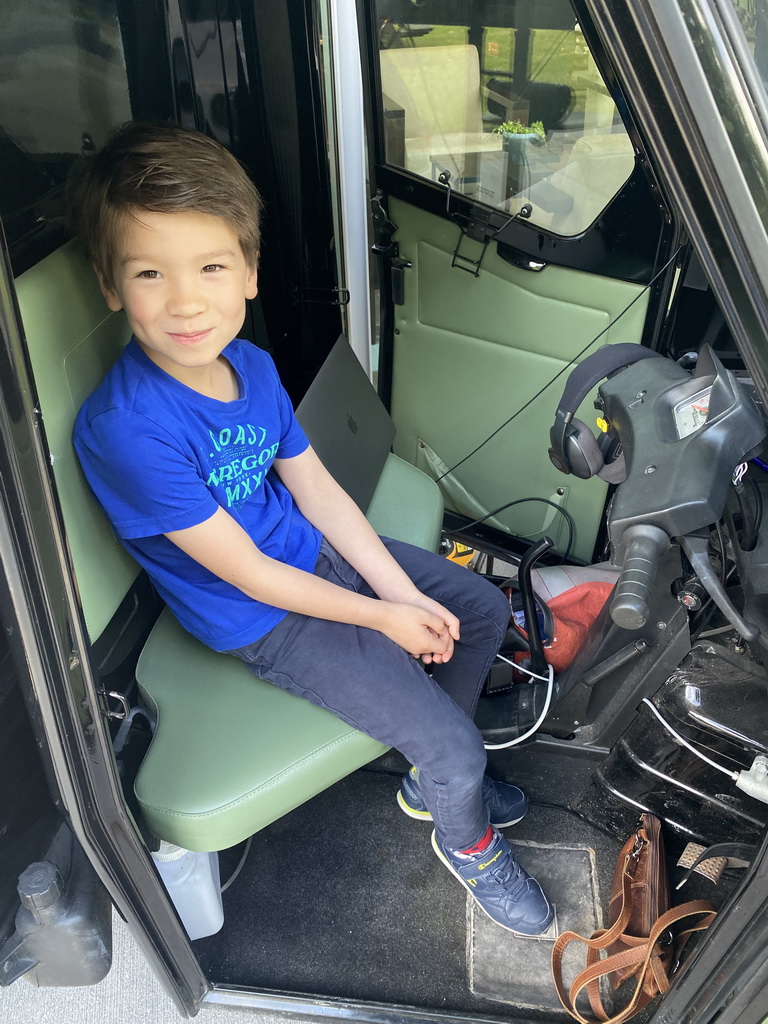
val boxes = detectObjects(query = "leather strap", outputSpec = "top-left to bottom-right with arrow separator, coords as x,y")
552,852 -> 716,1024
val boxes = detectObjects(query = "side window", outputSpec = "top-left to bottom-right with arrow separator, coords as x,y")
0,2 -> 132,272
376,0 -> 635,237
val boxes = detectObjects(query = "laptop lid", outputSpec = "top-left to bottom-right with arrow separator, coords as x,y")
296,336 -> 396,511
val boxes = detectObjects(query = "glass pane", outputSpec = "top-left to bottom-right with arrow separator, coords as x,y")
727,0 -> 768,92
0,1 -> 132,259
376,0 -> 635,237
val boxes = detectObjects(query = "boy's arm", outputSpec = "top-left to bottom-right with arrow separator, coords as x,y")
273,446 -> 460,657
164,505 -> 455,660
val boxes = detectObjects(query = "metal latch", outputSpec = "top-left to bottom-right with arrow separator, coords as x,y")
106,691 -> 130,721
303,287 -> 350,306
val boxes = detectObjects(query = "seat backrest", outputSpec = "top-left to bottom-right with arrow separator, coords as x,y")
14,241 -> 137,643
13,240 -> 444,649
379,44 -> 483,139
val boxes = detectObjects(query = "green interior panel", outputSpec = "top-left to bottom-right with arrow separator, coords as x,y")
388,198 -> 650,562
15,241 -> 137,642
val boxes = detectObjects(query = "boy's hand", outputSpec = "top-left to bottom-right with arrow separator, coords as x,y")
379,601 -> 459,662
402,592 -> 460,664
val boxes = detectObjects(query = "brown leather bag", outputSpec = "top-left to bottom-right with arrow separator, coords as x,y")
551,814 -> 716,1024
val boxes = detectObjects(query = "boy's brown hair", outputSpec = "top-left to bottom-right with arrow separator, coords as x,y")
67,122 -> 263,290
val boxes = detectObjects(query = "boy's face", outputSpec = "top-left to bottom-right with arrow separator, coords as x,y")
99,209 -> 258,382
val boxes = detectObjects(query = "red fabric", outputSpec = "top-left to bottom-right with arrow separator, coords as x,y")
516,581 -> 614,674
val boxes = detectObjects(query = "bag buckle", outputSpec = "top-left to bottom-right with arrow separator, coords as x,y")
631,831 -> 646,859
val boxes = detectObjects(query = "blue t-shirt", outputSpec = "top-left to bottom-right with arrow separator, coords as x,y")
73,338 -> 322,651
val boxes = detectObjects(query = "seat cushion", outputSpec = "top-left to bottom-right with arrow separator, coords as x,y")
134,610 -> 388,852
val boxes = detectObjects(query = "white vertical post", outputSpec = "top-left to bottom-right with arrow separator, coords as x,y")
325,0 -> 373,376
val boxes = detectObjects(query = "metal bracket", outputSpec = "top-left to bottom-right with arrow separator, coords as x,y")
450,203 -> 537,276
370,190 -> 398,258
0,931 -> 38,986
390,256 -> 412,305
303,287 -> 350,306
106,691 -> 130,721
451,207 -> 492,276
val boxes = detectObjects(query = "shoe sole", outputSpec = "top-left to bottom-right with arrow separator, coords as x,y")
430,830 -> 554,936
397,791 -> 525,829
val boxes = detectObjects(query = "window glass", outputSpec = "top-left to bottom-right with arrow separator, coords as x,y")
728,0 -> 768,89
0,1 -> 131,266
376,0 -> 635,236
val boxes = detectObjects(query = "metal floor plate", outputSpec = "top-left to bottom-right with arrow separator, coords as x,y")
468,840 -> 604,1013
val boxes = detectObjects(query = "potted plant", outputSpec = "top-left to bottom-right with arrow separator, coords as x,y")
492,119 -> 545,176
493,118 -> 546,141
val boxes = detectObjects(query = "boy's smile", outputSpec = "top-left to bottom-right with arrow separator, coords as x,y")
100,209 -> 258,390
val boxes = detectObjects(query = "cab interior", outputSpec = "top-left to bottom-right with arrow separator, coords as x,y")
2,0 -> 768,1020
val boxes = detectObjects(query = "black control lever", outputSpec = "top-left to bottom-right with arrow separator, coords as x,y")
610,524 -> 669,630
517,536 -> 554,676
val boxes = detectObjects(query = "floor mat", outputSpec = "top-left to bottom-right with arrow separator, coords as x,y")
469,841 -> 603,1013
196,767 -> 622,1018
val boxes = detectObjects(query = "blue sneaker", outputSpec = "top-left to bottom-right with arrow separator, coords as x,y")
397,767 -> 527,828
432,827 -> 553,935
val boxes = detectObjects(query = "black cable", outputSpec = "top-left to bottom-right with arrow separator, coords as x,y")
714,519 -> 727,586
690,521 -> 736,639
435,246 -> 682,483
733,476 -> 762,551
446,496 -> 575,563
747,475 -> 763,550
734,484 -> 755,551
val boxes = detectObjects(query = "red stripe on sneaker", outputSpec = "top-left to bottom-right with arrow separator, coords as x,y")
459,826 -> 494,856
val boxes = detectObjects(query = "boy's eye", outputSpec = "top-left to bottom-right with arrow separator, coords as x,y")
137,270 -> 160,280
202,264 -> 224,273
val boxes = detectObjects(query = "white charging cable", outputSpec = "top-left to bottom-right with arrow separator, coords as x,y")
483,655 -> 555,750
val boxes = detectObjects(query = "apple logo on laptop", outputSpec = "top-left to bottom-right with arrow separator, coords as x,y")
347,413 -> 359,435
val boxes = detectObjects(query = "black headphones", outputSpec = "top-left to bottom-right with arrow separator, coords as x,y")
548,344 -> 662,481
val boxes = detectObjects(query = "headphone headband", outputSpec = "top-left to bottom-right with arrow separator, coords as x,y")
549,344 -> 662,475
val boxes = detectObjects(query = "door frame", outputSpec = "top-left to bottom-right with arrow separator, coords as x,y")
0,232 -> 208,1016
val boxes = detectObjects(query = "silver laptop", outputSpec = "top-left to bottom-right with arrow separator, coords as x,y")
296,336 -> 396,511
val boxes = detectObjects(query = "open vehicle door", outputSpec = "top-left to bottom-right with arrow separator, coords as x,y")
358,0 -> 678,564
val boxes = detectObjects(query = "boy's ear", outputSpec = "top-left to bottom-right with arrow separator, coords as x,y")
93,265 -> 124,313
245,265 -> 259,301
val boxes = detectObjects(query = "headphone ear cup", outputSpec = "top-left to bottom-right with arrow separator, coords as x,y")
563,418 -> 605,479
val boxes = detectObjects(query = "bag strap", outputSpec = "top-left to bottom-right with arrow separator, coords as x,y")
566,903 -> 716,1024
552,852 -> 716,1024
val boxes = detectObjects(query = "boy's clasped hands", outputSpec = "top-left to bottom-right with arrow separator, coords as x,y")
377,591 -> 461,665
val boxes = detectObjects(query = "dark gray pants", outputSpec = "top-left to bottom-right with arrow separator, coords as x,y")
230,538 -> 511,850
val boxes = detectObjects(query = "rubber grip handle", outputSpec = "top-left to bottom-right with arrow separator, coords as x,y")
610,524 -> 670,630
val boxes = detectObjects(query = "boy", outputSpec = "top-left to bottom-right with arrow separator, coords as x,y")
70,122 -> 552,935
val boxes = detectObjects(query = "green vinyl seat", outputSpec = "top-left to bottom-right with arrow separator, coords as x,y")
16,239 -> 444,853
